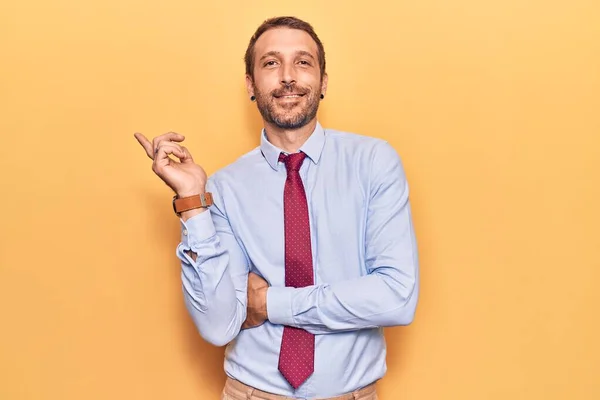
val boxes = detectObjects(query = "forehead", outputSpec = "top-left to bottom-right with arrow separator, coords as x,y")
254,27 -> 319,58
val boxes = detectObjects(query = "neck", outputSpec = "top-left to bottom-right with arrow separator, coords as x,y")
264,119 -> 317,154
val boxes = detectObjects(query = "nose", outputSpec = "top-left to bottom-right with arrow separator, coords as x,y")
280,61 -> 296,86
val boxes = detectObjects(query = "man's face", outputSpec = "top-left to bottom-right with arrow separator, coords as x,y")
247,28 -> 327,130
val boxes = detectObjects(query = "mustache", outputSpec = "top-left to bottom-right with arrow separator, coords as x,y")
271,84 -> 309,97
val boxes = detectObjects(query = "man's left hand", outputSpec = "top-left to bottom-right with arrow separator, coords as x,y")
242,272 -> 269,329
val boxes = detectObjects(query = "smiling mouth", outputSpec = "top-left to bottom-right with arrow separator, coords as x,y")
274,93 -> 306,99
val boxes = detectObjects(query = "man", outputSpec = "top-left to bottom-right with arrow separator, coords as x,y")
135,16 -> 419,400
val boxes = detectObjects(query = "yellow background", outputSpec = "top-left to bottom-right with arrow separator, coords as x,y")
1,0 -> 599,399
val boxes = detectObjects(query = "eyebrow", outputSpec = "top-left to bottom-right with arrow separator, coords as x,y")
259,50 -> 317,62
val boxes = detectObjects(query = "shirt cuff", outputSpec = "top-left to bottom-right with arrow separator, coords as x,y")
266,286 -> 295,326
179,210 -> 216,249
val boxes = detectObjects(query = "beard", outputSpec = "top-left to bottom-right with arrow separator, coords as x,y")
253,82 -> 321,130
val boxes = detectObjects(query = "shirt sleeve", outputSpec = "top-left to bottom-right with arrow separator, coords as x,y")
266,141 -> 420,335
177,177 -> 250,346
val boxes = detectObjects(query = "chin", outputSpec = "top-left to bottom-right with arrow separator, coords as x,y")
272,114 -> 313,130
256,95 -> 319,130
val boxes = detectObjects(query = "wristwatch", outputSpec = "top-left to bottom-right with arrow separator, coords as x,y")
172,193 -> 213,216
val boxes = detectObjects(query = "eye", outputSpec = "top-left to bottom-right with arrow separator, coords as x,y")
264,60 -> 278,67
298,60 -> 311,66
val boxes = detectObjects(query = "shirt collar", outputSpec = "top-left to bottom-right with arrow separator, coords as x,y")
260,121 -> 326,170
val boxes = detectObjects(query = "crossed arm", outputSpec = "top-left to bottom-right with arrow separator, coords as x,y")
177,142 -> 419,346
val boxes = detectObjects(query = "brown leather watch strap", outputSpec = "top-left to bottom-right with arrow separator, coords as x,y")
172,193 -> 213,216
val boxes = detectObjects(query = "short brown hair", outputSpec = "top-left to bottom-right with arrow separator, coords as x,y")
244,16 -> 326,80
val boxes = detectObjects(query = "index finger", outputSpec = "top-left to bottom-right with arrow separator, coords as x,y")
133,132 -> 154,159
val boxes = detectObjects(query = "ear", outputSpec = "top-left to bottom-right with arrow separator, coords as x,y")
245,74 -> 255,98
320,73 -> 328,98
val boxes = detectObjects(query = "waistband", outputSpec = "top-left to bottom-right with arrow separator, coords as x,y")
224,377 -> 377,400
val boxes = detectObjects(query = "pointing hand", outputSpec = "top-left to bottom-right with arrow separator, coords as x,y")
134,131 -> 207,197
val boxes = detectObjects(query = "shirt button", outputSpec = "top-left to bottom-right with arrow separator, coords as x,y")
183,229 -> 188,236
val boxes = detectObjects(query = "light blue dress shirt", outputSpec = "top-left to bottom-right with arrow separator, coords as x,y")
176,121 -> 419,398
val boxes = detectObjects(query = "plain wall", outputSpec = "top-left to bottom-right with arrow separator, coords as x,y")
1,0 -> 598,399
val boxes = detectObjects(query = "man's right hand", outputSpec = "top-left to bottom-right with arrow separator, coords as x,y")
134,131 -> 207,198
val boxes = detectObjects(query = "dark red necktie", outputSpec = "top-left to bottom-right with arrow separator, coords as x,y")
277,152 -> 315,389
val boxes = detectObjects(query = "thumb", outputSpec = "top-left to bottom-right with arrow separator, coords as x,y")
180,146 -> 195,164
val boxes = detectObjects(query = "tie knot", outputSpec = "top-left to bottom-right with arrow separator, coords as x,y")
279,152 -> 307,172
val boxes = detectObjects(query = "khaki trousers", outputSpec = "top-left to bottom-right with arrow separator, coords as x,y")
221,377 -> 378,400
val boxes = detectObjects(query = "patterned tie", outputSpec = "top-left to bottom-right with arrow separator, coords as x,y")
277,152 -> 315,389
